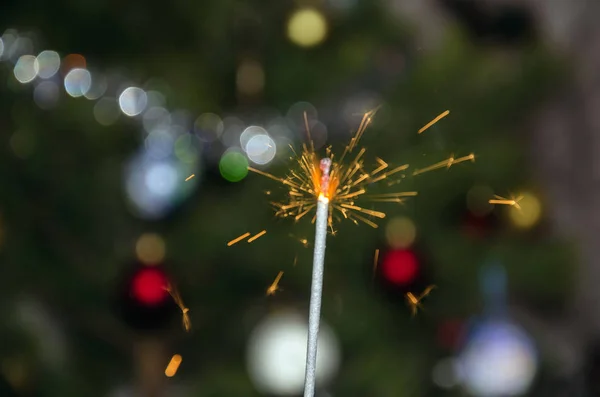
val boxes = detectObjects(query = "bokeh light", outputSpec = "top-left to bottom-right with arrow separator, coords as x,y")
174,133 -> 201,164
83,72 -> 107,100
135,233 -> 166,265
385,216 -> 416,249
143,107 -> 172,133
509,192 -> 541,229
119,87 -> 148,117
247,311 -> 341,395
246,134 -> 276,165
64,68 -> 92,97
93,97 -> 121,126
35,50 -> 60,79
124,150 -> 198,220
459,320 -> 538,397
287,8 -> 328,48
381,249 -> 419,286
219,150 -> 249,182
61,54 -> 86,73
13,55 -> 38,83
33,81 -> 60,110
145,128 -> 175,160
194,113 -> 223,142
432,358 -> 460,389
131,268 -> 169,306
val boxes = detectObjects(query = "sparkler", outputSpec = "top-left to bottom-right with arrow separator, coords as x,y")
247,109 -> 471,397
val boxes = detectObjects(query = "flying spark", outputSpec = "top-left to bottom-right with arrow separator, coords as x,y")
227,232 -> 251,246
372,249 -> 380,281
185,174 -> 195,181
266,271 -> 284,296
489,194 -> 523,210
248,109 -> 471,232
406,285 -> 436,317
163,283 -> 192,332
419,110 -> 450,134
248,230 -> 267,243
165,354 -> 182,377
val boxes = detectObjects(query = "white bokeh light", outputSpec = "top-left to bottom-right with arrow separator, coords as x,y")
34,81 -> 60,110
124,151 -> 198,220
64,68 -> 92,97
14,55 -> 39,83
246,133 -> 276,165
36,50 -> 60,79
459,321 -> 537,397
240,125 -> 268,151
145,128 -> 175,160
247,311 -> 341,395
119,87 -> 148,117
94,97 -> 121,126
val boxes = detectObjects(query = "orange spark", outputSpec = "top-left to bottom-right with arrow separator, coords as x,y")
185,174 -> 195,181
248,108 -> 471,230
489,194 -> 524,210
406,285 -> 436,316
266,271 -> 284,296
419,110 -> 450,134
227,232 -> 251,246
248,230 -> 267,243
163,283 -> 191,332
165,354 -> 182,377
412,153 -> 475,176
372,249 -> 380,281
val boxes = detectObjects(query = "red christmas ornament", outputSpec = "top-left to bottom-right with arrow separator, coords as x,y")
381,249 -> 419,286
131,268 -> 168,305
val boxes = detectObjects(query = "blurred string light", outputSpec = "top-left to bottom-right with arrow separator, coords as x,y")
124,149 -> 199,220
432,357 -> 460,389
246,311 -> 341,395
135,233 -> 166,265
119,87 -> 148,117
33,81 -> 60,110
458,320 -> 538,397
287,8 -> 328,48
456,264 -> 538,397
385,216 -> 416,249
36,50 -> 60,79
219,149 -> 249,182
508,192 -> 541,229
0,28 -> 329,187
64,68 -> 92,97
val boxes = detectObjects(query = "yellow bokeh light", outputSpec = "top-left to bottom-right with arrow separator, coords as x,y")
385,216 -> 416,249
509,192 -> 541,229
287,8 -> 327,48
135,233 -> 166,265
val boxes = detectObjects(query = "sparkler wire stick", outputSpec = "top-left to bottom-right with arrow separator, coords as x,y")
303,159 -> 332,397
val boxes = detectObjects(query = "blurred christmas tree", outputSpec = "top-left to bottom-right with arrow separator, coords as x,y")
0,0 -> 572,396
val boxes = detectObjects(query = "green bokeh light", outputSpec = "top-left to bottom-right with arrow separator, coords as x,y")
219,151 -> 249,182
